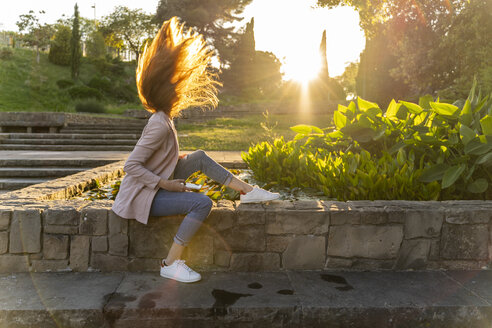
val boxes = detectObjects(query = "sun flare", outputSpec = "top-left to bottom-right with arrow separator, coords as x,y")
283,53 -> 321,85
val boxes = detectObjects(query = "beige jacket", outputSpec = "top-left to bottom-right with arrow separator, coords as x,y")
112,111 -> 179,224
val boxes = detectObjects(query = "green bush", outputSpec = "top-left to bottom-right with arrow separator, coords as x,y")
68,85 -> 102,100
113,83 -> 137,102
0,47 -> 13,60
87,76 -> 112,94
243,81 -> 492,200
56,79 -> 75,89
48,25 -> 71,66
75,99 -> 106,113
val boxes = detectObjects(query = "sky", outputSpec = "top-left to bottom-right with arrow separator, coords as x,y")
0,0 -> 365,78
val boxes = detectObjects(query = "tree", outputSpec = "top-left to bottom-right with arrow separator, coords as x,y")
16,10 -> 54,63
155,0 -> 253,66
71,3 -> 81,79
336,61 -> 358,99
49,24 -> 72,66
86,30 -> 106,58
100,6 -> 155,60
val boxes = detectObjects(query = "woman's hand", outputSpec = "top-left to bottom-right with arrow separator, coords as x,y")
158,179 -> 191,192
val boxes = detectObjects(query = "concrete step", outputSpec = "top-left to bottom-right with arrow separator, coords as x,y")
59,129 -> 143,135
0,177 -> 50,190
0,167 -> 91,178
0,144 -> 135,151
66,123 -> 147,128
2,139 -> 137,146
0,159 -> 118,168
6,133 -> 140,140
0,270 -> 491,328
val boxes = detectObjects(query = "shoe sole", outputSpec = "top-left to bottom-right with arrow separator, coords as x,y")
240,194 -> 280,203
160,271 -> 201,283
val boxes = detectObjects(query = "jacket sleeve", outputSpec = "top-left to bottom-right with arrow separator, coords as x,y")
123,120 -> 168,189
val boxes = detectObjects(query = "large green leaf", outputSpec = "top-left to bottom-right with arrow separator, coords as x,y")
290,125 -> 323,135
476,151 -> 492,166
464,137 -> 491,155
442,164 -> 466,189
430,102 -> 459,118
333,111 -> 347,130
459,99 -> 473,126
459,124 -> 476,145
419,163 -> 449,182
419,95 -> 434,110
358,98 -> 379,112
480,115 -> 492,136
466,178 -> 488,193
385,99 -> 400,119
400,101 -> 423,114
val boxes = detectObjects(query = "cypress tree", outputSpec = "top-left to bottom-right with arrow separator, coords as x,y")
70,3 -> 81,79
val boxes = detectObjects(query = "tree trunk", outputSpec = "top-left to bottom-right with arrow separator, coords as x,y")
36,46 -> 40,64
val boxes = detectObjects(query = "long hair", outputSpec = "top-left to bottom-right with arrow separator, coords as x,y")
136,17 -> 221,118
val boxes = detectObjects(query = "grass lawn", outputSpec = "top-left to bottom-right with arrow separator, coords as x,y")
177,113 -> 334,151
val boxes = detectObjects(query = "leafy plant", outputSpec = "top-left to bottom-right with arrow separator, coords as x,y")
243,81 -> 492,200
75,99 -> 106,113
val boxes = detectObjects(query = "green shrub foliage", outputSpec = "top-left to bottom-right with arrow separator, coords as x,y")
0,47 -> 13,60
243,82 -> 492,200
48,25 -> 71,66
56,79 -> 75,89
75,99 -> 105,113
68,85 -> 102,100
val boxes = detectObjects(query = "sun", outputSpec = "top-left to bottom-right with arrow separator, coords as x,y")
282,52 -> 322,85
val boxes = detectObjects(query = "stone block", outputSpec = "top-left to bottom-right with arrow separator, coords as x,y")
489,223 -> 492,263
31,260 -> 69,272
360,208 -> 388,225
329,210 -> 361,225
108,211 -> 128,235
0,231 -> 7,254
440,260 -> 487,270
445,208 -> 491,225
0,209 -> 11,230
90,253 -> 128,271
214,250 -> 231,267
429,239 -> 440,261
293,200 -> 323,210
9,210 -> 41,254
215,225 -> 265,252
79,208 -> 108,235
44,225 -> 78,235
109,234 -> 128,256
43,234 -> 69,260
266,211 -> 329,235
230,253 -> 280,271
128,258 -> 160,272
385,207 -> 406,224
282,236 -> 325,269
129,216 -> 180,258
395,239 -> 431,269
327,225 -> 403,259
351,259 -> 395,270
206,207 -> 235,231
404,210 -> 443,239
266,235 -> 294,253
44,209 -> 79,225
184,235 -> 214,268
92,236 -> 108,252
70,235 -> 90,271
237,204 -> 265,225
0,254 -> 30,272
440,224 -> 488,260
325,257 -> 353,269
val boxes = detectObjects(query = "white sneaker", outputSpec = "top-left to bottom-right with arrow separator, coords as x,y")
240,186 -> 280,203
160,259 -> 201,283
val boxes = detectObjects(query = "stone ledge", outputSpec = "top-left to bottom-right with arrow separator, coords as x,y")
0,199 -> 490,273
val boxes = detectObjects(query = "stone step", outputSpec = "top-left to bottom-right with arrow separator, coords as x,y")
66,123 -> 147,128
6,133 -> 140,140
0,270 -> 490,328
0,177 -> 50,190
1,139 -> 138,146
0,167 -> 91,178
59,129 -> 143,135
0,159 -> 118,168
0,144 -> 135,151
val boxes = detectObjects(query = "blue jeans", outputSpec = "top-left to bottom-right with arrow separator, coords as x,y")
149,150 -> 233,246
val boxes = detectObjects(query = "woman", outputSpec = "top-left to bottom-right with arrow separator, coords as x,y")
112,17 -> 279,284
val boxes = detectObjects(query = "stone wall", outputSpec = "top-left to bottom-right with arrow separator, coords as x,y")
0,199 -> 490,273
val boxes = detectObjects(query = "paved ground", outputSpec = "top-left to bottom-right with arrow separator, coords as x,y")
0,150 -> 244,162
0,270 -> 491,327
